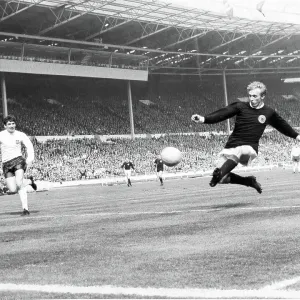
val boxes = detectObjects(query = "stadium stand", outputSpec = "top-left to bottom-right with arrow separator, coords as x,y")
0,74 -> 298,184
5,76 -> 300,135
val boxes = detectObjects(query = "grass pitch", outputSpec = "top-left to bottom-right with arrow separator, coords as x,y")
1,168 -> 300,299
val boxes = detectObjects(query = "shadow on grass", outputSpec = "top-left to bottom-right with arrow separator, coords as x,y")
210,202 -> 252,210
187,202 -> 253,212
0,210 -> 40,216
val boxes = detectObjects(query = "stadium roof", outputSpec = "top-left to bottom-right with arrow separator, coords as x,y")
1,0 -> 300,76
170,0 -> 300,25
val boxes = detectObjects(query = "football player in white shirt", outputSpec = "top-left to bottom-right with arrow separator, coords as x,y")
291,142 -> 300,173
0,115 -> 37,216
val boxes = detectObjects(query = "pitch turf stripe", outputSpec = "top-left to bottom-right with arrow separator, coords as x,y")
2,204 -> 300,222
1,283 -> 300,298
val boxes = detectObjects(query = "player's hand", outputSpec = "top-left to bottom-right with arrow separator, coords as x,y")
191,114 -> 204,123
296,135 -> 300,142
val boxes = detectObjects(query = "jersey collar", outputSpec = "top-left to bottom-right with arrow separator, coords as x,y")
249,102 -> 264,109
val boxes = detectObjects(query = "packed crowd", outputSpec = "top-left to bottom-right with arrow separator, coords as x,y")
0,77 -> 298,183
10,130 -> 292,183
6,77 -> 300,136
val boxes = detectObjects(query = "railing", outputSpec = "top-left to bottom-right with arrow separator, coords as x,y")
0,41 -> 148,71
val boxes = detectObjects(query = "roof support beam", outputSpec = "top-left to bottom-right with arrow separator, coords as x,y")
84,2 -> 171,41
124,25 -> 170,46
163,29 -> 208,50
0,31 -> 298,59
233,25 -> 299,69
0,0 -> 44,23
209,33 -> 249,52
123,7 -> 202,46
38,0 -> 117,35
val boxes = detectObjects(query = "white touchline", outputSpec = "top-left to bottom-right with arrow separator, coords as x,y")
1,283 -> 300,298
261,276 -> 300,290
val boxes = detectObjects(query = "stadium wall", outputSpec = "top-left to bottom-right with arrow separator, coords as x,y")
0,59 -> 148,81
34,132 -> 227,142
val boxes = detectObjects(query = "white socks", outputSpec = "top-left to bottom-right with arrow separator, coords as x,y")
18,187 -> 28,210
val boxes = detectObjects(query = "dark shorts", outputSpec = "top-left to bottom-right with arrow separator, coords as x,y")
2,156 -> 27,178
292,156 -> 300,162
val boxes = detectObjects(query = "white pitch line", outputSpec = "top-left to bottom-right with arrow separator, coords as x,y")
261,276 -> 300,290
1,283 -> 300,299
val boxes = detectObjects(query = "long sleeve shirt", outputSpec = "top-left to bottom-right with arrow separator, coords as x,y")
204,102 -> 298,153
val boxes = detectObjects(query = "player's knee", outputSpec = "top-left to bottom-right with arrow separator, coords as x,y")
15,178 -> 22,186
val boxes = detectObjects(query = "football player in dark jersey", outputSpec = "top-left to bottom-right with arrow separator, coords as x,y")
191,81 -> 300,193
121,159 -> 135,187
154,155 -> 164,186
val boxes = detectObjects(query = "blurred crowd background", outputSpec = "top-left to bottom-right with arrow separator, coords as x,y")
0,74 -> 298,183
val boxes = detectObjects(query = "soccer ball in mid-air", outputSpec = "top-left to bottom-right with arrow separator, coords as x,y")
161,147 -> 182,167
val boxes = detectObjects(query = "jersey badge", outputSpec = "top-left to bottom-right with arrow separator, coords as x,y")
258,115 -> 266,124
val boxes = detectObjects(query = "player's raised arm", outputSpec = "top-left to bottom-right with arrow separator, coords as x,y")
191,102 -> 240,124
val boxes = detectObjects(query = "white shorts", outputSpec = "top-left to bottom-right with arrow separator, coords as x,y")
157,170 -> 163,177
124,170 -> 131,178
217,145 -> 257,167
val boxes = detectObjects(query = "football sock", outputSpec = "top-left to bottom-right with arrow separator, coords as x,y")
159,177 -> 163,184
219,159 -> 238,178
228,172 -> 252,186
128,179 -> 131,186
18,187 -> 28,210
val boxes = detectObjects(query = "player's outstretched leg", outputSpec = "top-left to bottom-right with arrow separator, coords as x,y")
210,159 -> 238,187
159,177 -> 163,186
227,172 -> 262,194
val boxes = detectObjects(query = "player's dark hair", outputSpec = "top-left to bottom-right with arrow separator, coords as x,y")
3,115 -> 16,125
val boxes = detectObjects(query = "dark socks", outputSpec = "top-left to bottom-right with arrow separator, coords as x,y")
219,159 -> 238,178
228,172 -> 252,186
228,172 -> 262,193
210,159 -> 238,186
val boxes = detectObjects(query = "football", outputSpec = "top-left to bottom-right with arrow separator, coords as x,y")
160,146 -> 182,167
